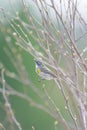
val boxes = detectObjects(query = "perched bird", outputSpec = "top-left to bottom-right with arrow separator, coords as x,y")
35,60 -> 57,80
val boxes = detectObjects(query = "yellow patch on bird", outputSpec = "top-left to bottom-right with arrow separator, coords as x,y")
37,68 -> 41,74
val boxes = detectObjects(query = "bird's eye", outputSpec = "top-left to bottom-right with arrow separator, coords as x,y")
36,60 -> 42,66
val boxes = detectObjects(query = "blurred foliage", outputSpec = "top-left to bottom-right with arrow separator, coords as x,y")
0,2 -> 74,130
0,28 -> 56,130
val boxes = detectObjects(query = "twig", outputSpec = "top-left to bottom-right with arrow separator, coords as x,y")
1,69 -> 22,130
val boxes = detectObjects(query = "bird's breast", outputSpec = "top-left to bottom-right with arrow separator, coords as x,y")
37,68 -> 41,74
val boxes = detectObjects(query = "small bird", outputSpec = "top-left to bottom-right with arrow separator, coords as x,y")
35,60 -> 57,80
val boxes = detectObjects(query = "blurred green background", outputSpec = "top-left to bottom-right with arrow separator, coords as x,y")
0,27 -> 55,130
0,29 -> 69,130
0,1 -> 74,130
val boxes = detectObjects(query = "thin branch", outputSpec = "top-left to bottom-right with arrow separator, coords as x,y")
1,69 -> 22,130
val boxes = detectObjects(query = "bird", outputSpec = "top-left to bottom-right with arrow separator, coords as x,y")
35,60 -> 57,80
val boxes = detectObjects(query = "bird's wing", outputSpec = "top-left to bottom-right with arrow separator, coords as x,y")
41,67 -> 57,78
